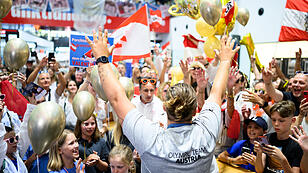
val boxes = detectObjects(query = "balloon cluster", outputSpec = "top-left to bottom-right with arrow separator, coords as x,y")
169,0 -> 250,59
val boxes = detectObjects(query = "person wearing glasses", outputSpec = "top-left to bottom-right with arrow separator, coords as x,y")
263,67 -> 308,116
131,72 -> 168,128
85,27 -> 239,172
1,126 -> 28,172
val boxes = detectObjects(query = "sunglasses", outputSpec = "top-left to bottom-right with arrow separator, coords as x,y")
140,78 -> 157,85
191,67 -> 201,71
254,89 -> 265,94
0,94 -> 5,100
296,71 -> 308,75
4,135 -> 19,144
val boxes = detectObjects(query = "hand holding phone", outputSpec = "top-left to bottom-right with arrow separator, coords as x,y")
241,147 -> 251,155
304,91 -> 308,102
257,136 -> 269,149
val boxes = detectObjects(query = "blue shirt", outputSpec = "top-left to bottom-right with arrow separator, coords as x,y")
48,161 -> 85,173
227,140 -> 256,172
23,145 -> 49,173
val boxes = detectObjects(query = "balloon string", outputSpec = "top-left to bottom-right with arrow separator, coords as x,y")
37,155 -> 40,173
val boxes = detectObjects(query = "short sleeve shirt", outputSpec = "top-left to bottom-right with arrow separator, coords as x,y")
123,101 -> 221,173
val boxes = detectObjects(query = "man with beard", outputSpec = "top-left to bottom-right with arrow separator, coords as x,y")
262,67 -> 308,116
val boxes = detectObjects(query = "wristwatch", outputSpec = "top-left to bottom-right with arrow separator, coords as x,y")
96,56 -> 109,64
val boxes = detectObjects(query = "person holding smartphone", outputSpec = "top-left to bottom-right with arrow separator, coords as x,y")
218,117 -> 268,172
254,101 -> 303,173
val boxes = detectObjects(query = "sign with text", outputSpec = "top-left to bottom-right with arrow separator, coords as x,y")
69,34 -> 114,68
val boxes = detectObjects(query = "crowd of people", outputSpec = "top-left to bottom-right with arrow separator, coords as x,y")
0,27 -> 307,173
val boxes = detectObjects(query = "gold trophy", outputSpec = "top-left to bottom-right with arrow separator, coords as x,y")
168,0 -> 201,20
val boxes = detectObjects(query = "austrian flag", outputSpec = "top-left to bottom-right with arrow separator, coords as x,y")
111,5 -> 151,62
279,0 -> 308,41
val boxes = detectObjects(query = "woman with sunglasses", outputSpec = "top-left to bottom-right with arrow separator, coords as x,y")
1,126 -> 28,172
74,115 -> 109,173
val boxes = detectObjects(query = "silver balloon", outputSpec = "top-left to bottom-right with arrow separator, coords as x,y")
3,38 -> 30,70
0,0 -> 12,19
90,64 -> 119,101
200,0 -> 222,26
119,77 -> 134,100
236,8 -> 250,26
28,102 -> 65,154
72,91 -> 95,121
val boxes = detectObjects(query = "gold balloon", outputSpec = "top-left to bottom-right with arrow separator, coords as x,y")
200,0 -> 222,26
28,101 -> 65,154
119,77 -> 134,100
72,91 -> 96,121
0,0 -> 12,19
203,36 -> 221,58
168,0 -> 201,20
236,8 -> 250,26
3,38 -> 30,70
196,17 -> 216,37
90,64 -> 119,101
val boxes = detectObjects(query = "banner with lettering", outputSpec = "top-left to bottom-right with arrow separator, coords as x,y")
69,34 -> 114,68
2,0 -> 170,33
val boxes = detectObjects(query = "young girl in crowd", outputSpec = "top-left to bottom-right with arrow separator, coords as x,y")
109,144 -> 136,173
47,129 -> 84,173
1,126 -> 28,172
74,115 -> 109,173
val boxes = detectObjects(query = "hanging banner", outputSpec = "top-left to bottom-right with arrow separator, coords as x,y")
1,1 -> 170,33
69,34 -> 114,68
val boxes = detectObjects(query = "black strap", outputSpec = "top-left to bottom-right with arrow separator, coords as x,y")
48,91 -> 51,101
63,101 -> 66,113
6,112 -> 14,130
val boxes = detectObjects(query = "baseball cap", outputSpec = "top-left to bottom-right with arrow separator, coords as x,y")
244,117 -> 268,131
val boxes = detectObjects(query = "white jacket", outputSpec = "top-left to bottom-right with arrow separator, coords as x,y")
2,152 -> 28,173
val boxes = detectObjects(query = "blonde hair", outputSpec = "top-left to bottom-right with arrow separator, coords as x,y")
109,144 -> 136,173
157,82 -> 170,101
47,129 -> 73,171
111,120 -> 122,146
164,83 -> 197,122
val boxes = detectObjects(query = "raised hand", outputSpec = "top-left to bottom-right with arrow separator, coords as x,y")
179,59 -> 190,76
241,104 -> 251,120
242,89 -> 265,107
227,66 -> 240,89
262,65 -> 273,84
39,57 -> 48,69
290,125 -> 308,152
196,70 -> 208,91
86,26 -> 112,59
214,35 -> 240,63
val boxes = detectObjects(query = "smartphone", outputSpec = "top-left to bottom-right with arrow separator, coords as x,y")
48,52 -> 55,62
304,91 -> 308,101
241,147 -> 251,155
31,51 -> 37,57
257,136 -> 269,147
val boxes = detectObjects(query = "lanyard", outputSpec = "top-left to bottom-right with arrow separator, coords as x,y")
167,123 -> 191,129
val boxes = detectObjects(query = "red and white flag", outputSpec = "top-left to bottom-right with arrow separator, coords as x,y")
111,5 -> 151,62
150,9 -> 163,29
159,41 -> 170,57
222,0 -> 235,26
279,0 -> 308,41
183,34 -> 204,58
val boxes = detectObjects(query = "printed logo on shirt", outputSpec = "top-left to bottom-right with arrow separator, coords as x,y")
167,146 -> 207,164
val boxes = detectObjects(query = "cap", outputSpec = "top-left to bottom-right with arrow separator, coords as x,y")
244,117 -> 268,131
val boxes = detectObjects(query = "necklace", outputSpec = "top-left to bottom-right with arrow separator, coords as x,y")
63,167 -> 69,173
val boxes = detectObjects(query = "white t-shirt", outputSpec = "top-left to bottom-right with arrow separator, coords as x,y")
59,98 -> 77,128
46,88 -> 60,103
131,96 -> 167,128
123,102 -> 221,173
